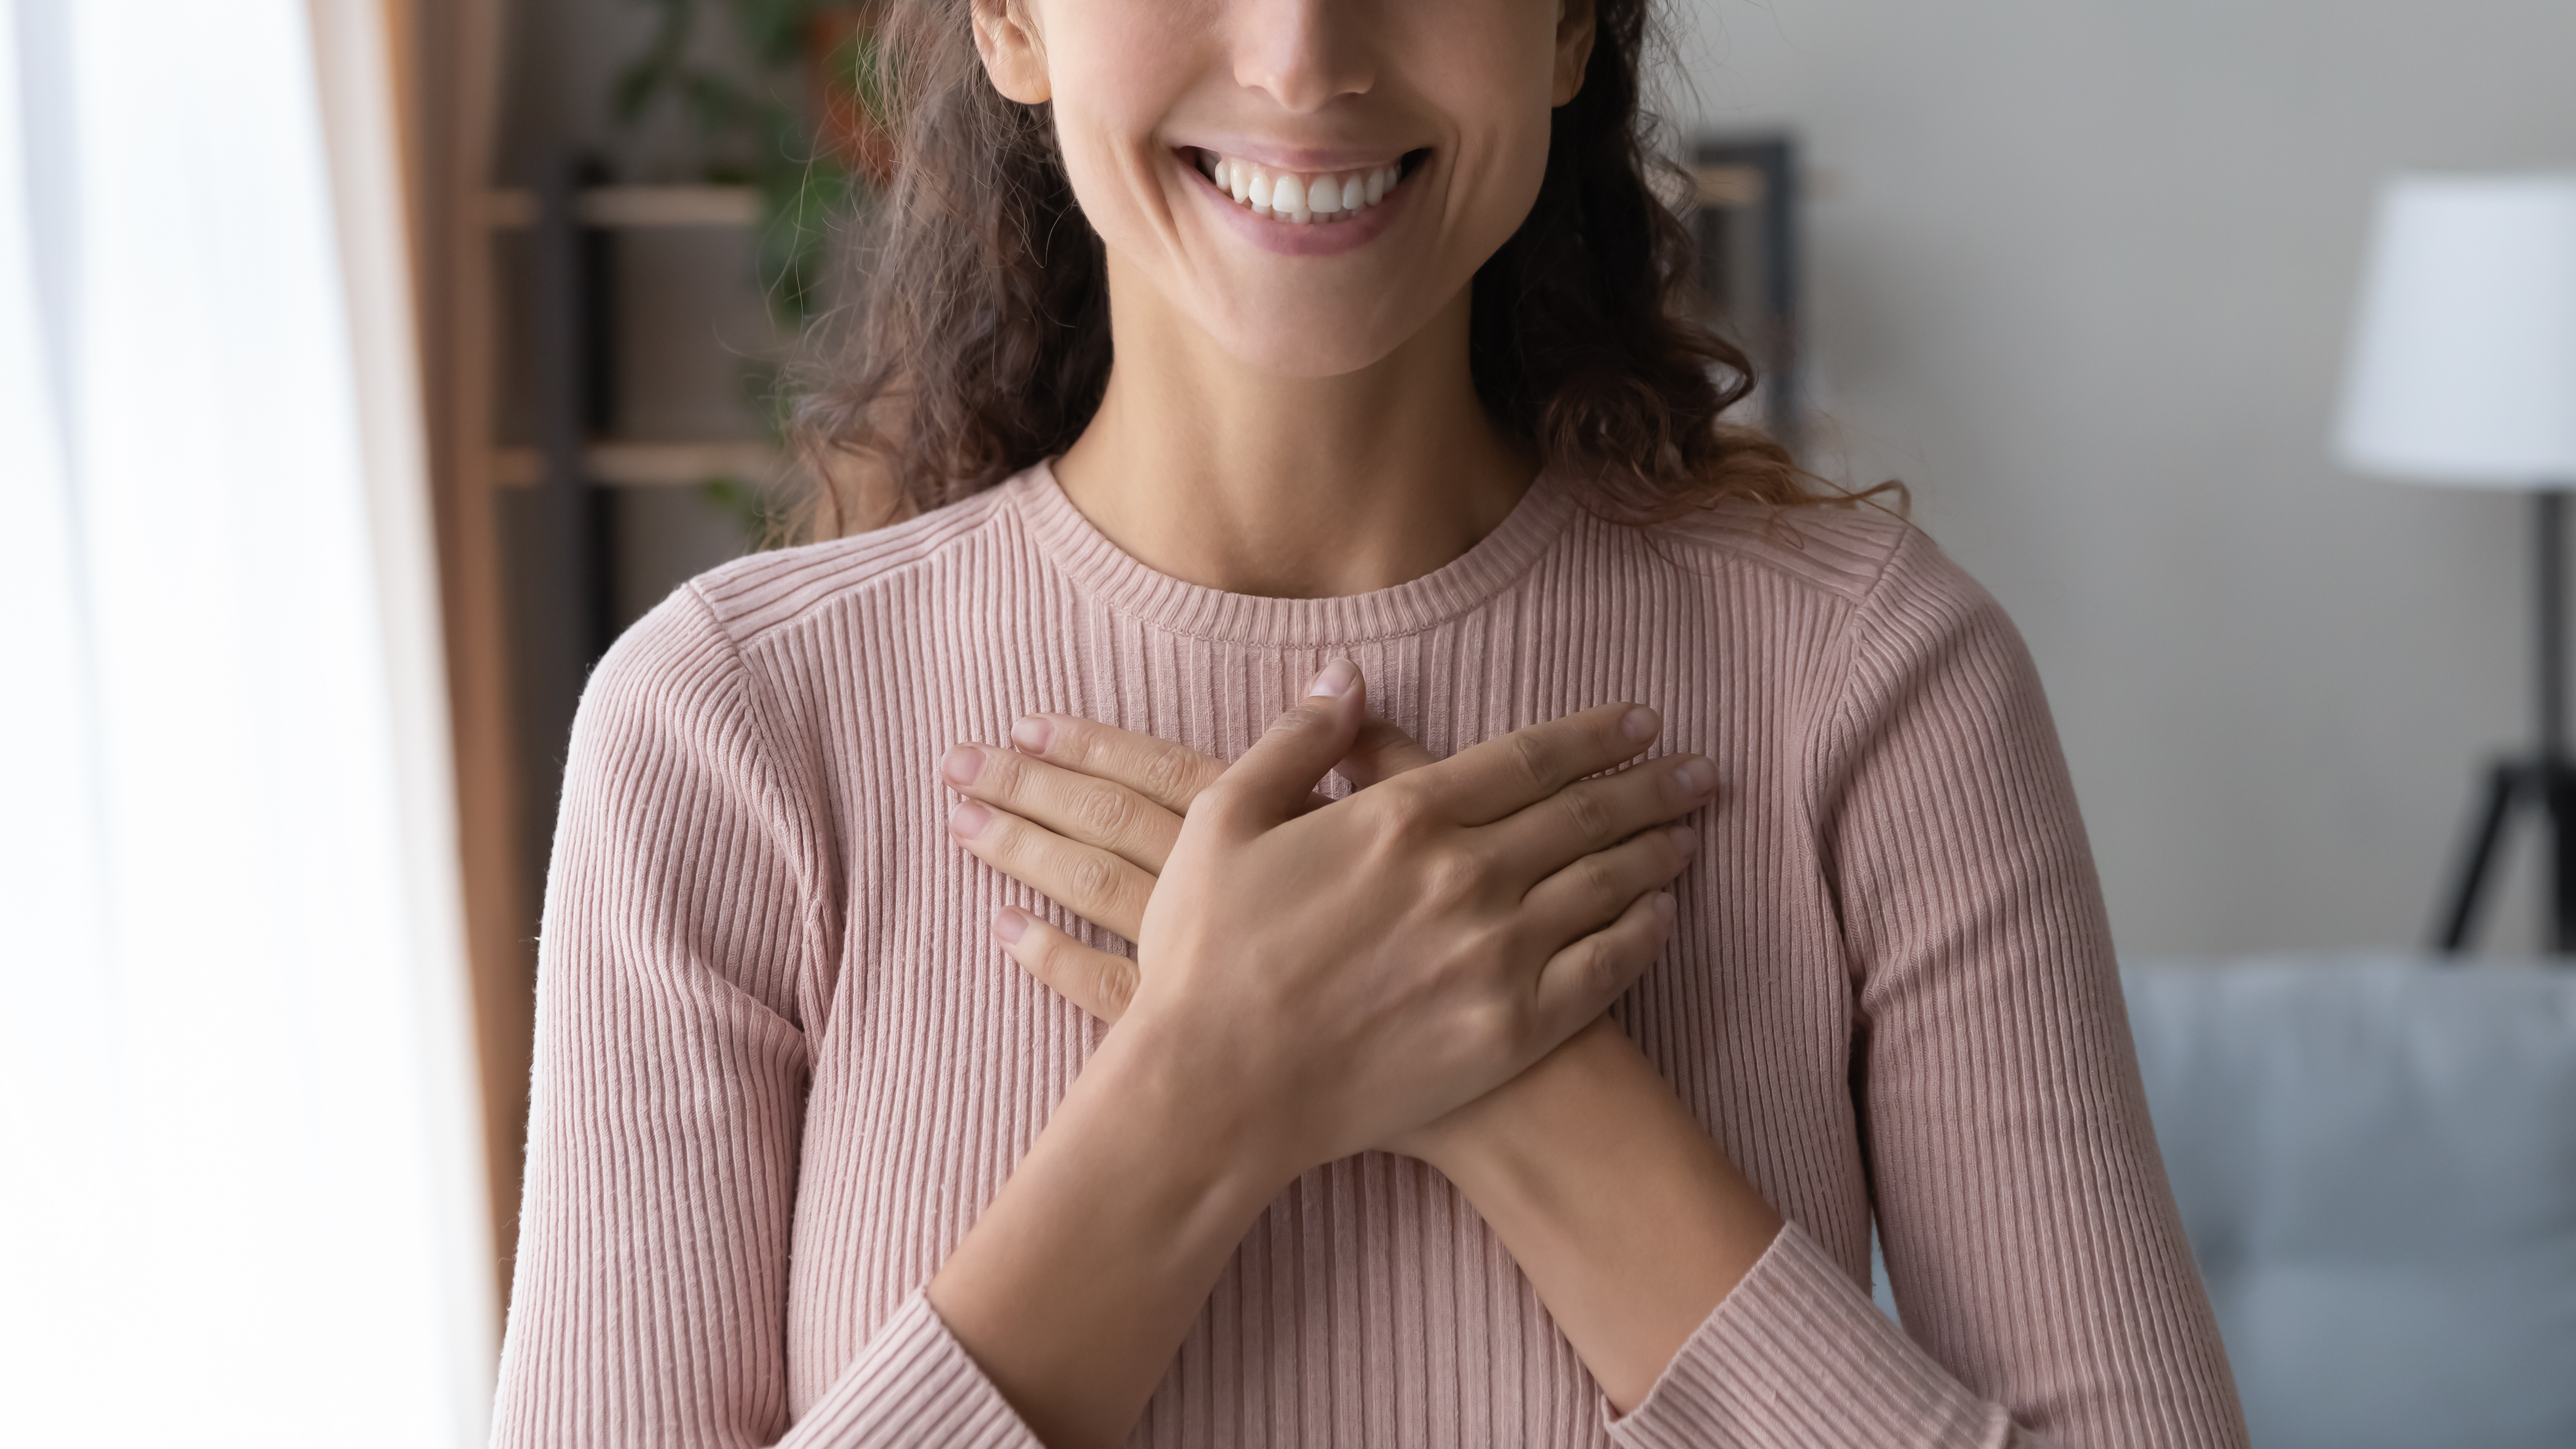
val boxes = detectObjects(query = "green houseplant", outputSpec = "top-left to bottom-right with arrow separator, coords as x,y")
613,0 -> 894,536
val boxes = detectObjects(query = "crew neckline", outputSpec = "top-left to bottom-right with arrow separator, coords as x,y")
1009,458 -> 1581,648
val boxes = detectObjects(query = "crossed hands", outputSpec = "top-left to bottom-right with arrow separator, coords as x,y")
937,657 -> 1718,1173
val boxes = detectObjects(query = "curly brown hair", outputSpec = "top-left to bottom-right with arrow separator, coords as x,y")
791,0 -> 1854,539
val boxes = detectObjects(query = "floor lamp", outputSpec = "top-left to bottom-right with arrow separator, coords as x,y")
2337,173 -> 2576,955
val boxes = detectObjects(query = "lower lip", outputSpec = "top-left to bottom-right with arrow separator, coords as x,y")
1185,154 -> 1415,257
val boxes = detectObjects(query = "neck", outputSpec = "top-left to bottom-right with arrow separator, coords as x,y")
1053,253 -> 1533,599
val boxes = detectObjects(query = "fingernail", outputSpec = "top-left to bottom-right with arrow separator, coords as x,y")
1673,756 -> 1716,796
949,801 -> 991,838
1653,893 -> 1676,923
1309,658 -> 1358,698
1621,705 -> 1662,743
993,907 -> 1028,944
1668,823 -> 1699,855
1010,716 -> 1053,754
941,744 -> 984,786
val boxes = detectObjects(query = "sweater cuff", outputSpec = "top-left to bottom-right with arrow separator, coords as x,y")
1606,1222 -> 2014,1449
789,1290 -> 1044,1449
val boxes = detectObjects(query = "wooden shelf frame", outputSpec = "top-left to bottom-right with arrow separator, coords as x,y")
491,440 -> 782,489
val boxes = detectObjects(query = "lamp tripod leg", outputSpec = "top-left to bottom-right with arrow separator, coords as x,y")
2434,763 -> 2521,953
2540,491 -> 2573,954
2548,765 -> 2576,953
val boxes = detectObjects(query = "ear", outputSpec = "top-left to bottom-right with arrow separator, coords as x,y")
972,0 -> 1051,105
1551,0 -> 1597,107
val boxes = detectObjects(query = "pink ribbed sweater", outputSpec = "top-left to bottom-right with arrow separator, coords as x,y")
490,463 -> 2246,1448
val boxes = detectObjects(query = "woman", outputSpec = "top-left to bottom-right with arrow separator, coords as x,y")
489,0 -> 2247,1445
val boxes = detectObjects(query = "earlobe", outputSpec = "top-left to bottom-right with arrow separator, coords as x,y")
1551,0 -> 1597,107
971,0 -> 1053,105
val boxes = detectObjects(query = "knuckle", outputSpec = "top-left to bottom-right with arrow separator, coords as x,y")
1196,777 -> 1253,826
981,748 -> 1029,799
1054,720 -> 1104,768
1068,852 -> 1121,910
973,810 -> 1025,866
1092,956 -> 1137,1015
1109,866 -> 1153,922
1559,785 -> 1612,844
1657,829 -> 1693,873
1378,777 -> 1438,833
1578,938 -> 1625,1003
1140,748 -> 1198,808
1575,855 -> 1622,911
1072,782 -> 1134,841
1422,847 -> 1491,909
1505,730 -> 1555,789
1022,930 -> 1065,987
1369,797 -> 1436,861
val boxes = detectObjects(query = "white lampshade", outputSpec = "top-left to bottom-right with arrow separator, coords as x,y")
2336,172 -> 2576,487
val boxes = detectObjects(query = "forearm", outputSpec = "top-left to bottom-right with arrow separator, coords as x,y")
1421,1020 -> 1783,1412
926,1021 -> 1294,1449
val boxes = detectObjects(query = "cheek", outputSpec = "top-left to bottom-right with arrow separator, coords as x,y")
1418,23 -> 1561,251
1443,111 -> 1554,269
1045,52 -> 1187,248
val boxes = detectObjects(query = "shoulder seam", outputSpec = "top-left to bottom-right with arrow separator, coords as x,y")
1642,503 -> 1917,606
696,489 -> 1018,649
1797,517 -> 1926,961
1811,520 -> 1928,784
677,579 -> 833,1041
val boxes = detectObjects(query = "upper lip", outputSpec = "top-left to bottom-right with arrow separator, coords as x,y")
1176,140 -> 1417,173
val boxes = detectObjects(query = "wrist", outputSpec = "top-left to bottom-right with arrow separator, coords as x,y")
1405,1019 -> 1784,1413
1071,1010 -> 1309,1216
1411,1015 -> 1632,1189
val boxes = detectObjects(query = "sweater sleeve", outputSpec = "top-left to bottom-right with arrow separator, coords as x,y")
488,587 -> 1040,1449
1610,526 -> 2247,1449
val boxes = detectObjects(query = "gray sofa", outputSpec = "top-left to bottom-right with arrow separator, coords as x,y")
2121,957 -> 2576,1449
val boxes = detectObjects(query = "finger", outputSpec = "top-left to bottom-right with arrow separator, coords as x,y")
949,799 -> 1153,941
996,907 -> 1139,1024
1485,752 -> 1717,880
1527,889 -> 1678,1055
1520,823 -> 1699,943
943,742 -> 1183,873
1198,659 -> 1369,831
1009,714 -> 1227,817
1338,715 -> 1439,788
1410,702 -> 1665,826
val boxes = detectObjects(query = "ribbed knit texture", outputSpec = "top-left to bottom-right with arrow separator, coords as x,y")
489,462 -> 2248,1449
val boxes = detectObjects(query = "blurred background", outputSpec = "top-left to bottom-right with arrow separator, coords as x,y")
3,0 -> 2572,1445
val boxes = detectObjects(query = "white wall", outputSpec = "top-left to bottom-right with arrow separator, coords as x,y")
1676,0 -> 2576,957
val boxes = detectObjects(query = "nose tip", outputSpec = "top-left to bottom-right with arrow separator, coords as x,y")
1230,0 -> 1373,113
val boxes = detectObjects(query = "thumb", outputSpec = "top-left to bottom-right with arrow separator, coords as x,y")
1207,658 -> 1369,830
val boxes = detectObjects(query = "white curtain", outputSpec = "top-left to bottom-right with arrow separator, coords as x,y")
0,1 -> 495,1443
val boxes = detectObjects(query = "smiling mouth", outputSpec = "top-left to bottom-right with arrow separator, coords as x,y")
1189,147 -> 1427,224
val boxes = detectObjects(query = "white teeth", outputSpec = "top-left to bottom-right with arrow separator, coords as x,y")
1198,150 -> 1405,225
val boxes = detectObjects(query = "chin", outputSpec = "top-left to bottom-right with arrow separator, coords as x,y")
1193,289 -> 1439,380
1223,330 -> 1409,380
